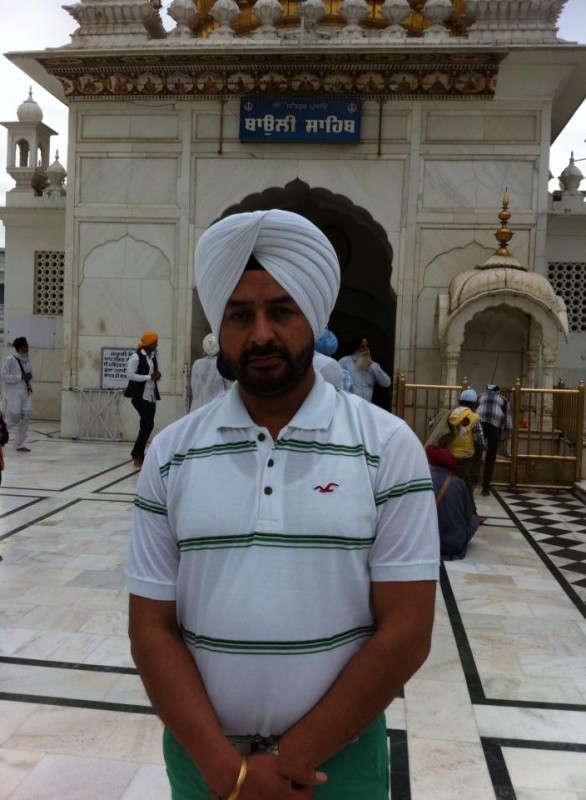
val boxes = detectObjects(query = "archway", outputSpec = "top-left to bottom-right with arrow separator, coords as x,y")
458,305 -> 530,390
214,179 -> 397,409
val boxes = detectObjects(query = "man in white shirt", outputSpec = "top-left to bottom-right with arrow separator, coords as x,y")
314,328 -> 354,392
338,339 -> 391,402
124,331 -> 161,467
127,210 -> 438,800
190,333 -> 232,412
1,336 -> 33,452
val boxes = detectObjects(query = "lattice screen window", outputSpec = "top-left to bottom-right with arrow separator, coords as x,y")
547,262 -> 586,333
34,251 -> 65,315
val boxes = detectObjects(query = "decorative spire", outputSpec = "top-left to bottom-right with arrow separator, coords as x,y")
475,191 -> 525,271
44,149 -> 67,198
16,88 -> 43,122
558,152 -> 584,196
494,189 -> 513,257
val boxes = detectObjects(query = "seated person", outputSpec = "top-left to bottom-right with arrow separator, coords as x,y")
426,445 -> 485,560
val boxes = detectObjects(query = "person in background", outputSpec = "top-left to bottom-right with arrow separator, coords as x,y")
426,445 -> 484,560
338,338 -> 391,402
476,383 -> 513,496
190,333 -> 233,412
447,388 -> 486,484
124,331 -> 161,468
1,337 -> 33,452
126,209 -> 438,800
0,408 -> 8,483
313,328 -> 344,390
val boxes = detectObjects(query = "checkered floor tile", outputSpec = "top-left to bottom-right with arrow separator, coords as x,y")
497,488 -> 586,607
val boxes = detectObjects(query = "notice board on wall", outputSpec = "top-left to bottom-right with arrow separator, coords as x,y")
100,347 -> 134,390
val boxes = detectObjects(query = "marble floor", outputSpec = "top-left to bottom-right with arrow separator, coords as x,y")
0,422 -> 585,800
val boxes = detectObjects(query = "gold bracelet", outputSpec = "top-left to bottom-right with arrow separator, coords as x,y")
226,756 -> 248,800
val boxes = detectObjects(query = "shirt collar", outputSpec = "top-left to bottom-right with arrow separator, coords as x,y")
215,371 -> 336,433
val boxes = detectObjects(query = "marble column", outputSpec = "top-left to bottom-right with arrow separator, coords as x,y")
541,344 -> 558,427
443,344 -> 461,407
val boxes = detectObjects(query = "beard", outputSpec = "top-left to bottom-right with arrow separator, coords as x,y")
220,340 -> 314,397
355,351 -> 371,371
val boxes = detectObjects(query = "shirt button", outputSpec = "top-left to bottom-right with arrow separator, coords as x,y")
258,433 -> 266,442
264,486 -> 273,495
267,459 -> 274,468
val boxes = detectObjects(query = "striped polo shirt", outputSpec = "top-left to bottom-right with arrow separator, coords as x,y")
126,374 -> 439,736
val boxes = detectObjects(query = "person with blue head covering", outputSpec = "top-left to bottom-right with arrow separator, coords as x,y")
315,329 -> 354,393
313,328 -> 344,389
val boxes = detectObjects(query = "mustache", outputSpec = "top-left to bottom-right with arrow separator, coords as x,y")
241,344 -> 289,362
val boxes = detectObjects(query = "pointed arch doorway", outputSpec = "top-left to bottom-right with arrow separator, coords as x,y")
215,179 -> 397,409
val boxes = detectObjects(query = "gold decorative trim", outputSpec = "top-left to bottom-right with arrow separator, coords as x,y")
39,51 -> 503,101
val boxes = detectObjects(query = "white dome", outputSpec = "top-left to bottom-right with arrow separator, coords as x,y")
17,90 -> 43,123
47,153 -> 67,178
449,264 -> 559,312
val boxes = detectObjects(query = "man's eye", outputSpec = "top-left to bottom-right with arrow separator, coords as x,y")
272,307 -> 294,318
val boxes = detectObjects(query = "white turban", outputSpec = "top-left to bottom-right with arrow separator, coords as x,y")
194,209 -> 340,340
202,333 -> 219,356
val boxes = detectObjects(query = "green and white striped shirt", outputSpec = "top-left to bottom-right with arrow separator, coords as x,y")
126,374 -> 439,736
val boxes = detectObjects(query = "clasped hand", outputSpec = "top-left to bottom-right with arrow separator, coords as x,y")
212,753 -> 327,800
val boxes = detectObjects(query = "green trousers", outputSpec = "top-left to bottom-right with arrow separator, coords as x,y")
163,714 -> 390,800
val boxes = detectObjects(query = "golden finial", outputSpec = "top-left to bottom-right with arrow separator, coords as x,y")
494,189 -> 513,257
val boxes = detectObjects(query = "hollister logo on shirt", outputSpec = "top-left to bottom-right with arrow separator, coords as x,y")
313,483 -> 339,493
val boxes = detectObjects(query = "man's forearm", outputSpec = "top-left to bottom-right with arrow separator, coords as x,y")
129,599 -> 241,796
371,363 -> 391,388
279,581 -> 435,767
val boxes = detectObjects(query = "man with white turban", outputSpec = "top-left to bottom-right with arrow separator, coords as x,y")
189,333 -> 233,412
127,209 -> 439,800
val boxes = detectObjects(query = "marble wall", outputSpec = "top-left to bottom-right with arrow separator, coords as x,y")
1,91 -> 556,432
545,214 -> 586,388
1,209 -> 65,421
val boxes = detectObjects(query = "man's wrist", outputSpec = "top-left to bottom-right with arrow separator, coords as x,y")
225,756 -> 248,800
200,745 -> 243,799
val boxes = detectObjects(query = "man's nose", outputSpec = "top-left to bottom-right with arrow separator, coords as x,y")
249,312 -> 275,344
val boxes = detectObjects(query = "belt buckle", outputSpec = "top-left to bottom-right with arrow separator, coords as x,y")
228,733 -> 280,756
250,734 -> 278,754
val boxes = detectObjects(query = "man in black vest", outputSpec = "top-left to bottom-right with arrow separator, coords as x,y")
125,331 -> 161,467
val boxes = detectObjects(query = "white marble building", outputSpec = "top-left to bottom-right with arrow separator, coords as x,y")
1,0 -> 586,437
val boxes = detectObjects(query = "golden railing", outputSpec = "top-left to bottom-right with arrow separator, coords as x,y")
395,375 -> 585,489
395,375 -> 469,445
508,379 -> 585,489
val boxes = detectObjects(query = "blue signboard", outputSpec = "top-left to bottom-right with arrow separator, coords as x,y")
240,98 -> 362,143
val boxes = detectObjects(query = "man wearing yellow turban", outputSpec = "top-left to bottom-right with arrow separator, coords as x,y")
124,331 -> 161,467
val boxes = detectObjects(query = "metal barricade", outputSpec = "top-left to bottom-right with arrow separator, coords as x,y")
509,380 -> 585,489
394,375 -> 470,444
395,374 -> 585,489
72,388 -> 124,441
